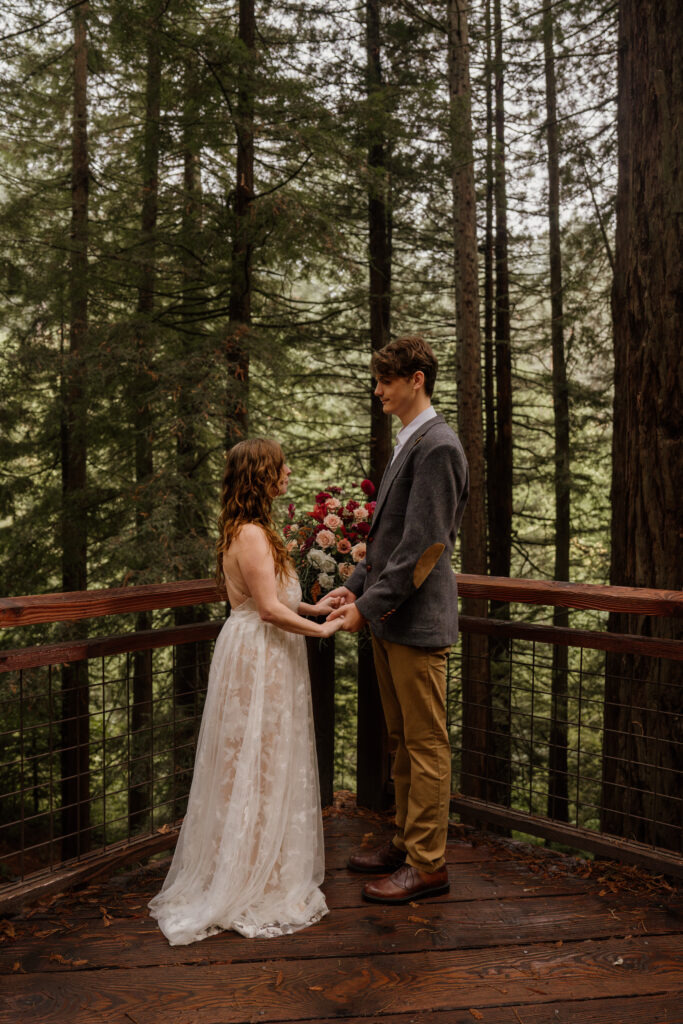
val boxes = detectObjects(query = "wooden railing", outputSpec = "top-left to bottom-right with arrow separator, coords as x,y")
1,575 -> 681,909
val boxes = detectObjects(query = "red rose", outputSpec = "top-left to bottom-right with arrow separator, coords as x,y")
365,501 -> 376,514
315,491 -> 331,504
287,502 -> 295,518
360,478 -> 375,496
356,521 -> 370,536
345,499 -> 359,511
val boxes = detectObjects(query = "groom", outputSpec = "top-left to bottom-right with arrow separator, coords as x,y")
327,335 -> 469,903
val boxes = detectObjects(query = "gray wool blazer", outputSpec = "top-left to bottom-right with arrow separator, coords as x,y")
346,413 -> 469,648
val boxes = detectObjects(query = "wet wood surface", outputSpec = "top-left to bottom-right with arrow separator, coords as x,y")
1,813 -> 682,1024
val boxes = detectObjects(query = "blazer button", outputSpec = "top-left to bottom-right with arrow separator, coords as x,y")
368,536 -> 374,544
366,564 -> 372,572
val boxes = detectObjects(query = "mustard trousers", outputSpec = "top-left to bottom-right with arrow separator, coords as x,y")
371,634 -> 451,872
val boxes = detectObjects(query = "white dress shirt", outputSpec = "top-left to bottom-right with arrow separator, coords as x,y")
390,405 -> 437,463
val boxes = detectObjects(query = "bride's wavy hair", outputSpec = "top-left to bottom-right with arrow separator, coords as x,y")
215,438 -> 292,586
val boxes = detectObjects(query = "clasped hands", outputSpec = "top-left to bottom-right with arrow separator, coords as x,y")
311,586 -> 366,633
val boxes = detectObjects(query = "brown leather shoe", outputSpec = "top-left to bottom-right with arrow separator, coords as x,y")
347,839 -> 407,874
362,863 -> 450,903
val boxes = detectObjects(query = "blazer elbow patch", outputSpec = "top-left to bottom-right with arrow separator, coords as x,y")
413,543 -> 445,589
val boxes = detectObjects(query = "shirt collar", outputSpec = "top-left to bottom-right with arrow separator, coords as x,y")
395,405 -> 437,447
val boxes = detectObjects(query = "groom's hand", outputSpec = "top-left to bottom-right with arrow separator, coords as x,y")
326,602 -> 366,633
325,585 -> 356,605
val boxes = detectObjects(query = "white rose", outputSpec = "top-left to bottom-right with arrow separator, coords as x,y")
317,572 -> 335,591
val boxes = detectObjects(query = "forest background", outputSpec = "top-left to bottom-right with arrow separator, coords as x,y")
0,0 -> 680,858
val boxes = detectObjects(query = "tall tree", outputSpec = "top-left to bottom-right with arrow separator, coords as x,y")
542,1 -> 570,824
356,0 -> 393,810
446,0 -> 491,802
602,0 -> 682,850
60,0 -> 90,859
129,0 -> 163,835
226,0 -> 255,448
366,0 -> 393,489
489,0 -> 513,587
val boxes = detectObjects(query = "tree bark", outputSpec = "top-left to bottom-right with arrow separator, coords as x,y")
357,0 -> 392,811
542,2 -> 570,824
446,0 -> 492,805
602,0 -> 682,852
366,0 -> 393,490
489,0 -> 513,587
61,0 -> 90,860
129,0 -> 163,836
226,0 -> 254,449
173,55 -> 210,813
483,0 -> 495,537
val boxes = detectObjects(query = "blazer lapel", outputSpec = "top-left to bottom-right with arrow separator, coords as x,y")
371,414 -> 444,526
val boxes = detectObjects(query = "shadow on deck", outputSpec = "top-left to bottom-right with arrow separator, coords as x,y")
1,805 -> 682,1024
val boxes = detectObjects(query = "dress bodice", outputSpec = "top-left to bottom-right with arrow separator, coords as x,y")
228,571 -> 302,618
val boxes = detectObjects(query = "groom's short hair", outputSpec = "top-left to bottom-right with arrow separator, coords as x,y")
371,335 -> 438,397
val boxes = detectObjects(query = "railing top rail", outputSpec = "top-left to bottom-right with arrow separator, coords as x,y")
0,574 -> 681,630
457,574 -> 683,617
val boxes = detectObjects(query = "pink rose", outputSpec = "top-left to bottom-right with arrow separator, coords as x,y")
325,497 -> 341,511
339,562 -> 355,579
337,537 -> 352,554
351,542 -> 366,562
324,513 -> 343,530
353,507 -> 369,522
316,529 -> 335,549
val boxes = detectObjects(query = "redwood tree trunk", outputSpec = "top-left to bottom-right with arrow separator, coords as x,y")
61,0 -> 90,860
356,0 -> 392,810
129,1 -> 162,835
226,0 -> 254,449
173,55 -> 210,816
446,0 -> 492,804
489,0 -> 513,587
366,0 -> 393,489
602,0 -> 682,851
542,2 -> 570,824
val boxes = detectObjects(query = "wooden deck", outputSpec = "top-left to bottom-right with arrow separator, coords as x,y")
1,807 -> 682,1024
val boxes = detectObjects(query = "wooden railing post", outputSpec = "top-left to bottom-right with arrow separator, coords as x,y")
306,634 -> 335,807
356,629 -> 391,811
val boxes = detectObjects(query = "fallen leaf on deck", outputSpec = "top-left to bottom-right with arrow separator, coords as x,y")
409,901 -> 420,908
308,985 -> 323,991
275,971 -> 283,988
156,824 -> 172,834
1,921 -> 16,939
12,961 -> 25,973
555,940 -> 563,947
408,915 -> 429,924
469,1009 -> 483,1020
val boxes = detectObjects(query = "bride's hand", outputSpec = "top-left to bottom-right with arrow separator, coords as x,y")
318,616 -> 343,638
311,593 -> 344,615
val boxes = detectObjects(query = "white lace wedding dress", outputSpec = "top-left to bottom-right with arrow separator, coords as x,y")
148,574 -> 328,945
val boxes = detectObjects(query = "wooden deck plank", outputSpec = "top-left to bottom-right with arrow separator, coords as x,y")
2,894 -> 679,974
3,935 -> 683,1023
5,856 -> 600,928
267,993 -> 683,1024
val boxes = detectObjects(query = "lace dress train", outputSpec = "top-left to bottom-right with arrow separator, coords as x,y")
148,577 -> 328,944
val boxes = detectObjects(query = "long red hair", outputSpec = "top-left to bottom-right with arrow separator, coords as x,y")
215,438 -> 292,585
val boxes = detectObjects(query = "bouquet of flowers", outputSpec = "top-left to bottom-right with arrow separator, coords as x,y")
284,479 -> 376,603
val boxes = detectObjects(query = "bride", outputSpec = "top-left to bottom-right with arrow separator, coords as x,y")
149,438 -> 342,945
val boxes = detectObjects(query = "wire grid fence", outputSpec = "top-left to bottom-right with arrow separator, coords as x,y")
446,630 -> 683,855
1,612 -> 681,892
0,641 -> 212,886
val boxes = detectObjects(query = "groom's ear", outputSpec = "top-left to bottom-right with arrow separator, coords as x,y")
413,543 -> 445,589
